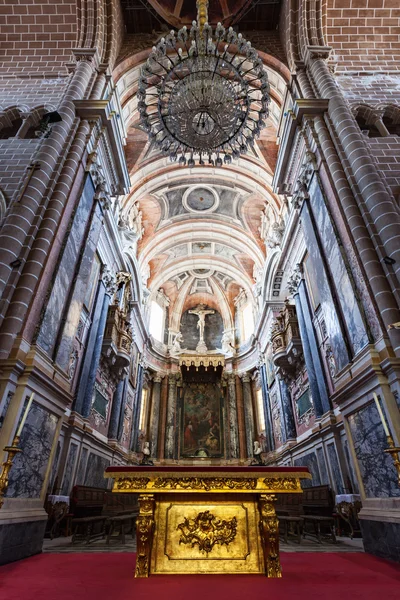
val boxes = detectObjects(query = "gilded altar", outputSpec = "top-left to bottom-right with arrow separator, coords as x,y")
104,466 -> 310,578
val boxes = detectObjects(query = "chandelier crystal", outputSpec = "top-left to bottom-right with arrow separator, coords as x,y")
137,0 -> 270,166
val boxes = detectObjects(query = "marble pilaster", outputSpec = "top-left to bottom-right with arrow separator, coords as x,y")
227,374 -> 239,459
149,375 -> 163,459
241,373 -> 255,459
260,364 -> 274,452
165,373 -> 179,460
108,378 -> 125,440
278,377 -> 296,441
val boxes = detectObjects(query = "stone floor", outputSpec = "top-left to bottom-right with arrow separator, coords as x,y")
43,535 -> 364,554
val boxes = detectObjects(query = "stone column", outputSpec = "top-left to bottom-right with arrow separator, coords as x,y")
235,374 -> 247,460
149,374 -> 163,459
278,377 -> 296,442
108,378 -> 125,440
241,373 -> 255,459
80,289 -> 112,418
165,373 -> 179,460
227,374 -> 239,459
131,365 -> 144,452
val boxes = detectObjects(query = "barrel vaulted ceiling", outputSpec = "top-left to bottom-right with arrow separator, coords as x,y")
114,0 -> 288,333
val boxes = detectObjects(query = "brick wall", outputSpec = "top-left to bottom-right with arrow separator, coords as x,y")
336,73 -> 400,104
0,139 -> 40,202
0,1 -> 77,76
0,77 -> 70,109
327,0 -> 400,73
368,136 -> 400,198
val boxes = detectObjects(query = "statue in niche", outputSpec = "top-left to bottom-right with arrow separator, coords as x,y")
325,345 -> 337,379
266,220 -> 285,249
140,441 -> 154,466
249,440 -> 264,466
129,200 -> 144,239
221,330 -> 235,355
170,331 -> 184,357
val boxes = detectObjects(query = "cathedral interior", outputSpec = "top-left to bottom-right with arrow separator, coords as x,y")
1,0 -> 400,595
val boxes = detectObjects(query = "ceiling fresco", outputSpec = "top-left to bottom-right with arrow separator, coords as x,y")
114,5 -> 288,336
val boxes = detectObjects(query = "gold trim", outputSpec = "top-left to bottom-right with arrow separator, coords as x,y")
177,510 -> 237,554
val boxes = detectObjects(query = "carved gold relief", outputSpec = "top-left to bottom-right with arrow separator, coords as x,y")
177,510 -> 238,555
153,477 -> 257,491
258,494 -> 282,578
263,477 -> 300,491
135,494 -> 155,578
116,477 -> 150,490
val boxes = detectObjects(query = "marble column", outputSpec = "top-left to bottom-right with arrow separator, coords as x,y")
108,378 -> 125,440
297,280 -> 331,415
241,373 -> 255,459
293,288 -> 325,418
149,375 -> 163,459
80,289 -> 112,418
227,374 -> 239,459
117,379 -> 128,442
260,364 -> 274,452
165,373 -> 178,460
131,365 -> 144,452
278,377 -> 296,441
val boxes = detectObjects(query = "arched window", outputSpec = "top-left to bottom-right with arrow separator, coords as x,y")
149,300 -> 164,342
242,302 -> 255,341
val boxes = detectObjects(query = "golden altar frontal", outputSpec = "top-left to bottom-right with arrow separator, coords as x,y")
104,466 -> 310,578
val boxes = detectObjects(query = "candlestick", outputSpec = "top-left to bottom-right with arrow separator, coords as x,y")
15,392 -> 34,437
373,392 -> 390,437
0,435 -> 23,509
384,435 -> 400,488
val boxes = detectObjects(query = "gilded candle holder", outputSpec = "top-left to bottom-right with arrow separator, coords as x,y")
0,435 -> 22,509
384,435 -> 400,488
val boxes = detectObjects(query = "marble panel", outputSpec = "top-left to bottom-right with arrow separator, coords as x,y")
316,447 -> 329,485
186,187 -> 215,211
0,520 -> 47,566
327,442 -> 344,493
361,519 -> 400,562
84,452 -> 110,489
6,402 -> 58,498
300,203 -> 349,372
75,447 -> 88,486
347,403 -> 400,497
308,177 -> 369,356
61,442 -> 78,495
218,189 -> 237,218
192,242 -> 212,254
37,176 -> 95,354
294,451 -> 321,488
343,438 -> 359,494
49,440 -> 61,492
215,243 -> 236,259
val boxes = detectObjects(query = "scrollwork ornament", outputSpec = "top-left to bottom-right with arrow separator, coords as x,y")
153,476 -> 257,491
263,477 -> 299,491
115,477 -> 150,490
177,510 -> 237,555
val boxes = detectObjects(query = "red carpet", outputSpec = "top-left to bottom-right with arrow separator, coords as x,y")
1,553 -> 400,600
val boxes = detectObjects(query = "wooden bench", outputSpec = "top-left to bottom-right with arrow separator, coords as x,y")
71,515 -> 108,544
70,485 -> 106,518
103,491 -> 139,517
302,485 -> 336,543
106,513 -> 137,545
276,493 -> 304,544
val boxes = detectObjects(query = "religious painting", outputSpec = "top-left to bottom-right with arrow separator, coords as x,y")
181,382 -> 224,457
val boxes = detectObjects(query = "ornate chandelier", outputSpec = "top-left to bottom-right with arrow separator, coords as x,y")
137,0 -> 270,166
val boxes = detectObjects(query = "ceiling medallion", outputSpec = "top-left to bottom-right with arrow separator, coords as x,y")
138,0 -> 270,167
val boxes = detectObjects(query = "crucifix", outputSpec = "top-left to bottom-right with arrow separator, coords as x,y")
189,303 -> 215,353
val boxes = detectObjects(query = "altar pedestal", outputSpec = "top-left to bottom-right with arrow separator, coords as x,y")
105,466 -> 310,577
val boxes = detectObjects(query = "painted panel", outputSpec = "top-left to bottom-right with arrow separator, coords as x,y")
37,176 -> 95,354
301,203 -> 349,372
6,402 -> 58,498
347,403 -> 400,497
308,177 -> 369,356
181,382 -> 224,458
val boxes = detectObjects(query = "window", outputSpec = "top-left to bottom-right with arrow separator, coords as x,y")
256,388 -> 266,432
242,302 -> 255,341
139,388 -> 148,431
149,300 -> 164,342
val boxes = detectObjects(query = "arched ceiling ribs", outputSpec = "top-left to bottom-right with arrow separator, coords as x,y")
137,223 -> 265,272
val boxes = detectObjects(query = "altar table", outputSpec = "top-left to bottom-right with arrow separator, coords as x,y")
104,465 -> 310,578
